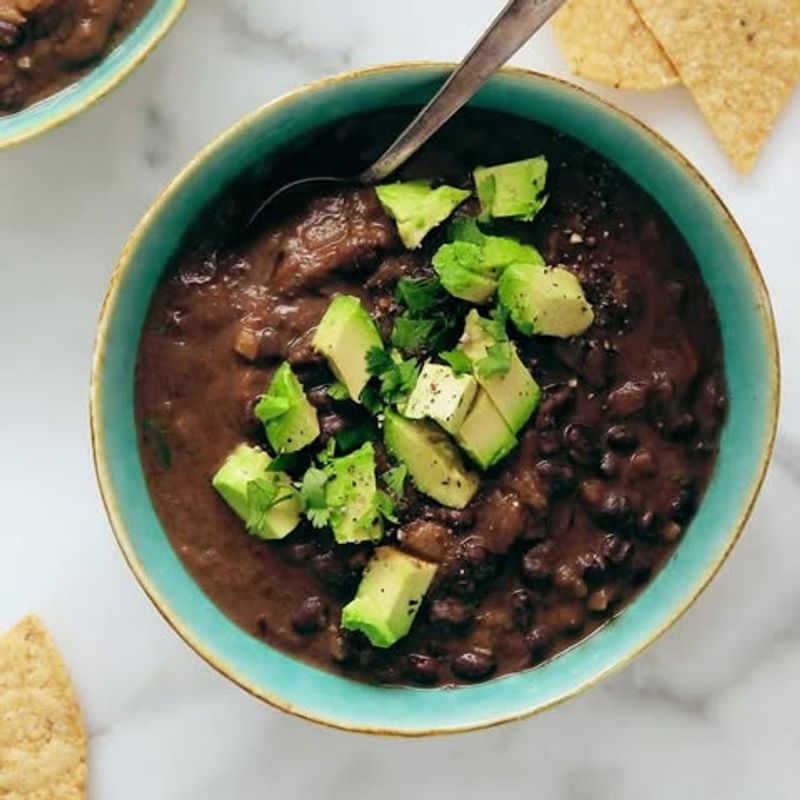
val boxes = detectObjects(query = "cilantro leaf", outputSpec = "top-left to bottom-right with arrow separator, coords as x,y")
142,416 -> 172,469
476,340 -> 512,377
359,384 -> 384,415
366,346 -> 420,405
327,382 -> 350,401
440,349 -> 473,375
375,490 -> 399,524
382,464 -> 408,499
317,438 -> 336,466
335,420 -> 376,453
245,478 -> 295,534
391,314 -> 436,350
395,277 -> 447,314
480,305 -> 509,343
298,467 -> 330,529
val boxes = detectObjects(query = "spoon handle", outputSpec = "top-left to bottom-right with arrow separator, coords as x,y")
359,0 -> 566,185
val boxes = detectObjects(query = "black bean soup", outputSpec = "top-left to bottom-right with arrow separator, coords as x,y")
135,109 -> 726,687
0,0 -> 154,114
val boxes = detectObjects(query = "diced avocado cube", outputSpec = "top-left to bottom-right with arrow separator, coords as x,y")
212,443 -> 301,540
254,362 -> 320,454
474,156 -> 548,222
375,180 -> 471,249
383,410 -> 479,509
498,263 -> 594,338
449,217 -> 545,277
460,310 -> 541,433
404,362 -> 478,434
341,546 -> 437,648
455,390 -> 518,469
431,241 -> 496,304
325,442 -> 383,544
312,295 -> 384,402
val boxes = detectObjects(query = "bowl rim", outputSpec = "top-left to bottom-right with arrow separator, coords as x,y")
90,61 -> 780,736
0,0 -> 186,150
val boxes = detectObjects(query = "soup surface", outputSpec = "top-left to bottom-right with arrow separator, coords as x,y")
0,0 -> 154,113
136,109 -> 726,686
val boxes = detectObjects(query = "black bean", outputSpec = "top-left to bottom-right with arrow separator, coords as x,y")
320,412 -> 347,438
599,452 -> 620,478
596,491 -> 635,531
429,597 -> 473,630
459,539 -> 497,583
538,384 -> 575,424
534,459 -> 576,495
667,486 -> 695,523
600,533 -> 632,564
511,588 -> 536,630
607,380 -> 650,418
307,386 -> 333,409
0,21 -> 22,49
666,412 -> 697,441
526,624 -> 553,658
404,654 -> 439,685
553,602 -> 586,634
629,448 -> 657,478
628,551 -> 654,585
328,631 -> 356,664
637,510 -> 655,533
605,424 -> 638,452
553,562 -> 588,598
284,542 -> 317,564
311,552 -> 358,595
575,551 -> 607,582
451,649 -> 496,681
587,587 -> 615,613
521,548 -> 553,586
291,596 -> 328,633
564,423 -> 599,467
537,428 -> 563,454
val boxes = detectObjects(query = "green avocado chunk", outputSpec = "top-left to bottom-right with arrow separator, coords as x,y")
254,362 -> 320,454
212,443 -> 301,540
449,217 -> 545,277
498,262 -> 594,338
460,310 -> 541,433
312,295 -> 384,402
383,410 -> 479,509
375,180 -> 471,249
455,389 -> 518,470
431,241 -> 496,304
474,156 -> 548,222
341,546 -> 437,648
403,362 -> 478,434
325,442 -> 383,544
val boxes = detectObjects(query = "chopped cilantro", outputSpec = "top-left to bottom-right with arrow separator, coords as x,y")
382,464 -> 408,498
142,416 -> 172,469
298,467 -> 330,529
440,349 -> 473,375
375,490 -> 399,524
245,478 -> 295,534
317,437 -> 337,466
395,276 -> 448,314
266,452 -> 300,473
476,340 -> 513,377
366,346 -> 420,405
335,420 -> 376,453
327,382 -> 350,401
359,384 -> 384,415
391,314 -> 436,350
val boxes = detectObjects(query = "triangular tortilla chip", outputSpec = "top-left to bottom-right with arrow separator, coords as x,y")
632,0 -> 800,171
0,616 -> 87,800
553,0 -> 678,90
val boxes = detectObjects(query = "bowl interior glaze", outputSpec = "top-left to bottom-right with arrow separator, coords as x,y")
91,65 -> 778,735
0,0 -> 185,149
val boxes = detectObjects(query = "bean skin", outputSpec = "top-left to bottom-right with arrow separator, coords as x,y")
451,649 -> 496,680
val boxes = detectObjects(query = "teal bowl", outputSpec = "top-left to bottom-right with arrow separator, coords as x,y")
91,64 -> 779,735
0,0 -> 184,149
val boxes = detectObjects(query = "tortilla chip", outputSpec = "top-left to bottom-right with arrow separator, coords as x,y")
0,616 -> 87,800
553,0 -> 678,90
632,0 -> 800,172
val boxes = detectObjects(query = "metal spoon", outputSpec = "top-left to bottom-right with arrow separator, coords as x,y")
246,0 -> 566,228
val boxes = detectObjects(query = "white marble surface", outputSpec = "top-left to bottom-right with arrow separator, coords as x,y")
1,1 -> 798,797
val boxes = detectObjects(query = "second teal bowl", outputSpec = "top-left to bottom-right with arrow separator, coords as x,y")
0,0 -> 185,149
91,64 -> 779,735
